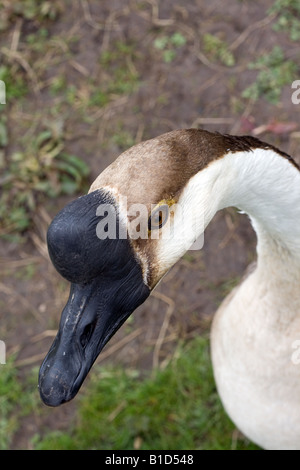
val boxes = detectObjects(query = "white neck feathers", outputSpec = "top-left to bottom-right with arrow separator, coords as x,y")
208,148 -> 300,450
157,148 -> 300,282
222,150 -> 300,254
185,148 -> 300,255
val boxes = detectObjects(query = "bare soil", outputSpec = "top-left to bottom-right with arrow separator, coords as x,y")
0,0 -> 300,449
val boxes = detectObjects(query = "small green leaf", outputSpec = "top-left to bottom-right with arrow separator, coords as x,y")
60,178 -> 79,195
170,33 -> 186,47
154,37 -> 169,50
0,118 -> 8,147
163,50 -> 176,63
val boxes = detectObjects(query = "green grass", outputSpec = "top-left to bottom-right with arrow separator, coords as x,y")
0,126 -> 90,239
94,41 -> 140,103
0,66 -> 28,100
0,0 -> 61,30
0,18 -> 142,241
0,358 -> 22,450
269,0 -> 300,41
0,361 -> 44,449
34,336 -> 259,450
242,46 -> 298,104
202,34 -> 235,67
153,32 -> 187,63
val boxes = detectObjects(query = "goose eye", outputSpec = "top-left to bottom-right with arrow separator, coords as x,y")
148,204 -> 169,231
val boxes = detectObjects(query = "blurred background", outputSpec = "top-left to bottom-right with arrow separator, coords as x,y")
0,0 -> 299,450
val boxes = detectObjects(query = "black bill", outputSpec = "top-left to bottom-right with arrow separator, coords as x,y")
39,190 -> 150,406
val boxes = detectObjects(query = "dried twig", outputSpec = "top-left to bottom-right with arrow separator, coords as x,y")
69,59 -> 90,77
80,0 -> 104,30
0,281 -> 42,323
229,13 -> 277,52
30,330 -> 57,343
192,117 -> 235,127
145,0 -> 174,26
15,352 -> 46,367
10,18 -> 23,52
97,327 -> 144,362
218,212 -> 243,250
29,232 -> 49,260
0,257 -> 42,269
1,47 -> 41,95
152,291 -> 175,369
108,400 -> 127,422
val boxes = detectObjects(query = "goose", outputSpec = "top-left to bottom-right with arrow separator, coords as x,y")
39,128 -> 300,450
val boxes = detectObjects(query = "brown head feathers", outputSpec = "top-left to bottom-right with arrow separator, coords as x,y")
90,129 -> 299,209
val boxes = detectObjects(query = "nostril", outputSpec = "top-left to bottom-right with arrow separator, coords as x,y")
80,322 -> 96,349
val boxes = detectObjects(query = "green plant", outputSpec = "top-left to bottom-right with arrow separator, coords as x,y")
96,41 -> 140,102
0,358 -> 22,450
269,0 -> 300,41
0,115 -> 8,147
0,127 -> 89,239
0,65 -> 28,100
154,32 -> 187,63
202,33 -> 235,67
49,75 -> 67,95
112,127 -> 135,151
242,46 -> 298,104
0,0 -> 62,31
34,336 -> 259,450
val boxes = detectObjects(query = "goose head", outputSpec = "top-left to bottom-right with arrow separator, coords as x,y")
39,128 -> 262,406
